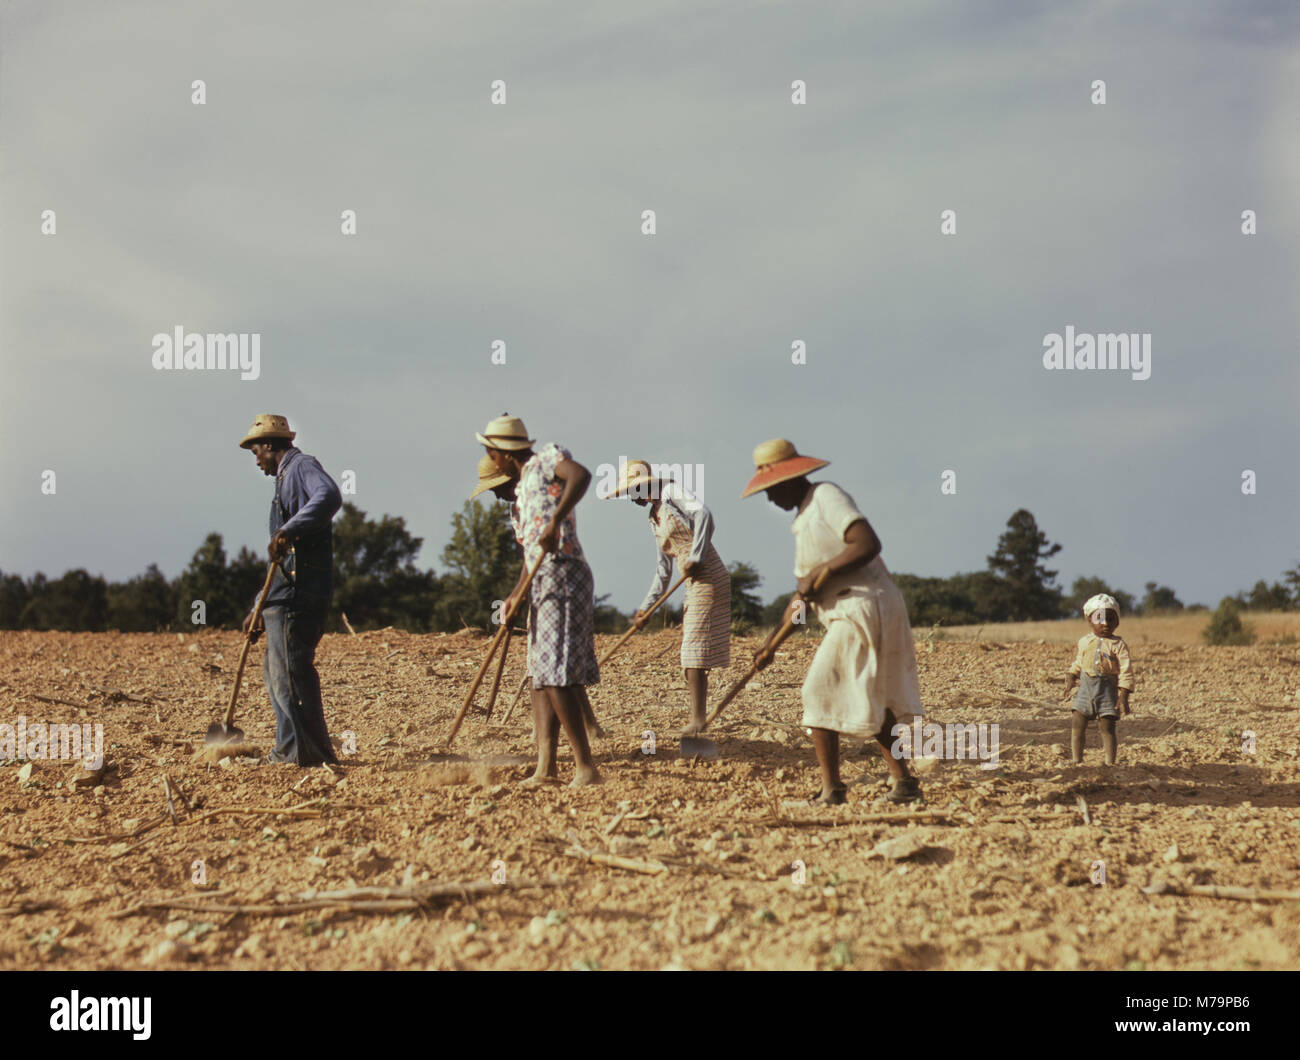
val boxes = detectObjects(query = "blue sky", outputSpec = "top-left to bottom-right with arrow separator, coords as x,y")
2,0 -> 1298,611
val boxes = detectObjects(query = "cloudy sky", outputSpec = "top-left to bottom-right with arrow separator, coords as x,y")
2,0 -> 1298,614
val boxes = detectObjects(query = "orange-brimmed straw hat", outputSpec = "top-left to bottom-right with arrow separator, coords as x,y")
475,413 -> 535,451
470,454 -> 512,499
606,458 -> 657,499
740,438 -> 829,498
239,413 -> 296,449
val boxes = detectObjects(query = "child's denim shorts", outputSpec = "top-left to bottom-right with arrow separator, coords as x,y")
1073,672 -> 1119,719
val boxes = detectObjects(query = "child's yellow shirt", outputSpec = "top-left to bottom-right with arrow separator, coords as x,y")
1069,633 -> 1135,691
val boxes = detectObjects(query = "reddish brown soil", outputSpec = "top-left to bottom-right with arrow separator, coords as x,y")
2,629 -> 1298,970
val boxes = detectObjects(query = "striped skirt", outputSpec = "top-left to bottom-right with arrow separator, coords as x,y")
681,548 -> 731,670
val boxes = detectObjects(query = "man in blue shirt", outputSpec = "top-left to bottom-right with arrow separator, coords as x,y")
239,414 -> 342,766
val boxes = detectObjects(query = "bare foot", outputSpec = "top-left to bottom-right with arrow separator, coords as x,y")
569,765 -> 603,788
521,771 -> 559,787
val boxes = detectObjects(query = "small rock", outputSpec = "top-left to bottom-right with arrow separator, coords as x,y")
164,920 -> 190,939
235,933 -> 266,959
1050,743 -> 1065,757
142,939 -> 187,966
1162,844 -> 1181,863
870,832 -> 929,861
351,844 -> 391,875
17,762 -> 34,783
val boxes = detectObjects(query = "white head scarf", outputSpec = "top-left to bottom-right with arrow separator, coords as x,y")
1083,593 -> 1120,619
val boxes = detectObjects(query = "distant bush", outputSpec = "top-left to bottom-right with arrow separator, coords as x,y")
1203,597 -> 1255,646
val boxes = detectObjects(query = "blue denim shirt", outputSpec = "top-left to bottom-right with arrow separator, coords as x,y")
267,448 -> 342,609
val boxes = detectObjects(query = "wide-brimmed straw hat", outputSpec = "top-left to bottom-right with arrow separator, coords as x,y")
740,438 -> 829,498
606,458 -> 658,500
239,413 -> 296,449
475,413 -> 535,451
470,454 -> 512,499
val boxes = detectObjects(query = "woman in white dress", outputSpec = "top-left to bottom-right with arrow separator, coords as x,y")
743,439 -> 923,805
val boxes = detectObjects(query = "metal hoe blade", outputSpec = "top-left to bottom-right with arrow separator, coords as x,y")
205,721 -> 246,746
679,734 -> 717,759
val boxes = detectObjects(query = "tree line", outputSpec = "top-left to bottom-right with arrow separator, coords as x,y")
2,504 -> 1295,635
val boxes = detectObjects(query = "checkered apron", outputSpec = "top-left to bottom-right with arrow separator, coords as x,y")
527,556 -> 601,690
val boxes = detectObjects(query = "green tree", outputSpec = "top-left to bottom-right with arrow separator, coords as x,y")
107,564 -> 176,631
1063,576 -> 1136,618
334,502 -> 440,631
893,571 -> 1002,627
226,546 -> 267,618
729,561 -> 764,632
435,499 -> 519,631
763,591 -> 794,627
1242,579 -> 1292,612
21,569 -> 108,631
1204,597 -> 1255,646
1282,562 -> 1300,607
174,533 -> 242,628
985,510 -> 1063,621
1140,581 -> 1183,614
0,571 -> 30,628
593,592 -> 629,634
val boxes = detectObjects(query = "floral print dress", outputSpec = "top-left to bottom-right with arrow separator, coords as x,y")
517,443 -> 601,690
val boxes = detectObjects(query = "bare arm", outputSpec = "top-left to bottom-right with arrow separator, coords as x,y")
537,458 -> 591,554
795,518 -> 879,599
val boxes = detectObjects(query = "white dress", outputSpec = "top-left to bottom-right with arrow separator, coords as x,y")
792,482 -> 923,737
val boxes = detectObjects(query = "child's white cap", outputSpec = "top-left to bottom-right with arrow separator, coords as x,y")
1083,593 -> 1120,619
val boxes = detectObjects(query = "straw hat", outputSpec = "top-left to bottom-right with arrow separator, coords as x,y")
470,454 -> 512,499
740,438 -> 829,498
239,413 -> 296,449
475,413 -> 535,451
606,459 -> 658,500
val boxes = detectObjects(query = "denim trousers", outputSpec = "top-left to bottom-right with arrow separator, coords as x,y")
261,605 -> 337,765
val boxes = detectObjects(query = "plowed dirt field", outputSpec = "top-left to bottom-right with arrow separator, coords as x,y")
2,629 -> 1298,970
